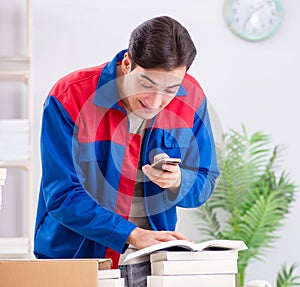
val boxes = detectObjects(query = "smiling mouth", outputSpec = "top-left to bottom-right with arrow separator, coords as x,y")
139,100 -> 160,113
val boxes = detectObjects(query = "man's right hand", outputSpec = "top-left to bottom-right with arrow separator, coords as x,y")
127,227 -> 190,250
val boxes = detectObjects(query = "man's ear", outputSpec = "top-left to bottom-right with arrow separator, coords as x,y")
121,52 -> 132,74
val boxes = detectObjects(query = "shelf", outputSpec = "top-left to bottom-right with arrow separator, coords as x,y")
0,237 -> 29,255
0,161 -> 30,170
0,0 -> 34,259
0,57 -> 30,81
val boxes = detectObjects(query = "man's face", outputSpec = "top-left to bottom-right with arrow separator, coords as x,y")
120,65 -> 186,120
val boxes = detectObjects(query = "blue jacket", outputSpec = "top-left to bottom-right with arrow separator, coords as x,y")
34,50 -> 220,267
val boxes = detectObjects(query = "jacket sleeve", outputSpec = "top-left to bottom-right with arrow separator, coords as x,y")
39,95 -> 136,253
169,97 -> 220,207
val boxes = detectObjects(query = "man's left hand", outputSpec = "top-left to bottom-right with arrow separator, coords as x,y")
142,156 -> 181,191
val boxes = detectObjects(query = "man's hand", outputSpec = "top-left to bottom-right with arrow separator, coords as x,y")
142,153 -> 181,190
127,227 -> 190,250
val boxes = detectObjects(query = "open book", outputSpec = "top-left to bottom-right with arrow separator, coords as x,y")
124,239 -> 247,262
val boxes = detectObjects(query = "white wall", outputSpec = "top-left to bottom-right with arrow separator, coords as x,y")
4,0 -> 300,285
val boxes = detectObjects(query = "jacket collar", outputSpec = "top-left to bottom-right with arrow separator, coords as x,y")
93,49 -> 187,109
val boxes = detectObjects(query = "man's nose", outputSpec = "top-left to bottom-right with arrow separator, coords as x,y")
143,93 -> 163,109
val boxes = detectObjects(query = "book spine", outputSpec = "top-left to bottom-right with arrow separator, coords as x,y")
147,274 -> 236,287
150,250 -> 238,263
98,278 -> 124,287
151,260 -> 238,275
98,269 -> 121,279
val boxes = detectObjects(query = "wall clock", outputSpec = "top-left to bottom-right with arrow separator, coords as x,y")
224,0 -> 284,41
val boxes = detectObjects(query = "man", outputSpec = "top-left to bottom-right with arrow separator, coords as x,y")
34,15 -> 220,286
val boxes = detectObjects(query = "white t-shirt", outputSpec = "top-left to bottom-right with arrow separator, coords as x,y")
118,112 -> 152,265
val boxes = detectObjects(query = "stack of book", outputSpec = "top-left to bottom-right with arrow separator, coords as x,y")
148,249 -> 239,287
125,239 -> 247,287
0,167 -> 7,211
0,119 -> 30,161
98,268 -> 125,287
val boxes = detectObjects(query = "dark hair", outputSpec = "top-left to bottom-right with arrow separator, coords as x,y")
128,16 -> 197,71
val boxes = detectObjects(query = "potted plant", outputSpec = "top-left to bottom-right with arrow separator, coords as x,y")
194,126 -> 297,287
276,262 -> 300,287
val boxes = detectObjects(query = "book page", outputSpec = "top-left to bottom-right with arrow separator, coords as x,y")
124,240 -> 196,262
124,239 -> 247,262
195,239 -> 248,251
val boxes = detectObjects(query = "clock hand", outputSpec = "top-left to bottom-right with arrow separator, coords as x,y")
242,3 -> 267,29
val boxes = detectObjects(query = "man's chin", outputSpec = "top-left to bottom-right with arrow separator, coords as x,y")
134,110 -> 159,120
135,111 -> 158,120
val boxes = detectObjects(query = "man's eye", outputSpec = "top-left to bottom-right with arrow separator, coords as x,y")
141,82 -> 153,89
164,89 -> 176,94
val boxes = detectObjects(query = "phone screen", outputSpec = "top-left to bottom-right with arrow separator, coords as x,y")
151,158 -> 181,170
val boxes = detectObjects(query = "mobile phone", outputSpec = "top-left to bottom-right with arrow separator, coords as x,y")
150,157 -> 181,170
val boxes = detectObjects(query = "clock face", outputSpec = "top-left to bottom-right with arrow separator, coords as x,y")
224,0 -> 283,41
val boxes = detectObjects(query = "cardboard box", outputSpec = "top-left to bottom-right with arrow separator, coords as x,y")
0,258 -> 112,287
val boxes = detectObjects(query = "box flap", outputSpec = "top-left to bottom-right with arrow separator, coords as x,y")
0,259 -> 112,287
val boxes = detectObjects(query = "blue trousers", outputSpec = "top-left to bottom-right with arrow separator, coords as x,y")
119,261 -> 151,287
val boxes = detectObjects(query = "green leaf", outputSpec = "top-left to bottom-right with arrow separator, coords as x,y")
194,125 -> 297,287
276,262 -> 300,287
